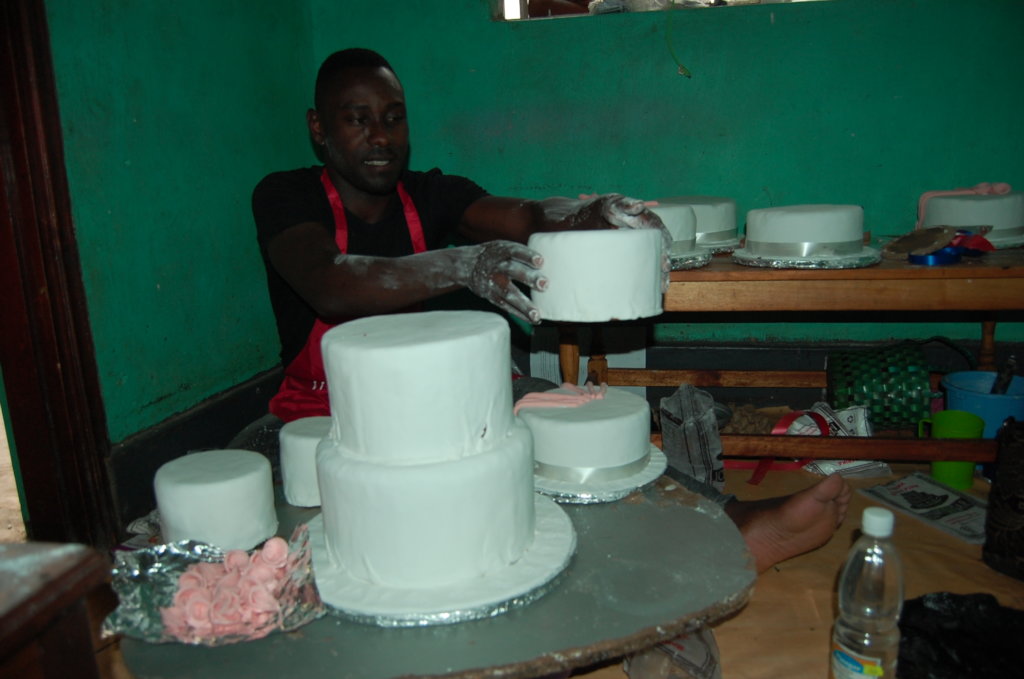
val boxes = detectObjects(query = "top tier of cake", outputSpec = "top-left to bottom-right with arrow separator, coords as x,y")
745,204 -> 864,244
320,311 -> 513,464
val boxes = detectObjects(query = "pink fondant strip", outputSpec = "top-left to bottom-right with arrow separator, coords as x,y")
513,382 -> 607,415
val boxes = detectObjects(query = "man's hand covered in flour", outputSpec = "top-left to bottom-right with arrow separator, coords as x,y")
569,193 -> 672,291
454,240 -> 546,324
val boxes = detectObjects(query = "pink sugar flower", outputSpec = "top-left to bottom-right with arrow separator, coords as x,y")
213,569 -> 241,594
194,560 -> 226,582
259,537 -> 290,569
177,569 -> 206,591
244,561 -> 277,585
246,584 -> 281,614
161,605 -> 189,638
173,585 -> 211,608
223,550 -> 250,573
210,590 -> 243,625
185,596 -> 213,635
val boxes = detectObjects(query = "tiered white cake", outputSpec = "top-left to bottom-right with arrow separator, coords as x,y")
154,449 -> 278,551
311,310 -> 575,623
527,229 -> 664,322
921,191 -> 1024,249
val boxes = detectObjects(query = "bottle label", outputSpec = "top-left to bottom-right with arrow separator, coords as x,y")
831,640 -> 886,678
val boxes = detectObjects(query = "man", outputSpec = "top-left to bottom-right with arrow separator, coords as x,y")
253,48 -> 667,422
244,47 -> 851,573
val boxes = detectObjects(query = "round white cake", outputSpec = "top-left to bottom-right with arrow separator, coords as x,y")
921,191 -> 1024,248
518,387 -> 651,482
527,229 -> 664,322
279,416 -> 330,507
154,449 -> 278,551
744,204 -> 864,253
656,196 -> 738,249
315,311 -> 543,592
648,202 -> 697,255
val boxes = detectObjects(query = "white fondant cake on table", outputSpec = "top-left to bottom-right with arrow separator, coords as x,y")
919,190 -> 1024,249
279,416 -> 330,507
733,204 -> 880,269
654,196 -> 739,253
154,449 -> 278,551
312,310 -> 575,625
515,384 -> 666,504
527,229 -> 664,322
648,201 -> 711,270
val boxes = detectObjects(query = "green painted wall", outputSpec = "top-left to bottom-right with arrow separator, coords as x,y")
46,1 -> 314,441
45,0 -> 1023,442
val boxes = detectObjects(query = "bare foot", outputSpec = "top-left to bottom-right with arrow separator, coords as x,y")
724,473 -> 852,573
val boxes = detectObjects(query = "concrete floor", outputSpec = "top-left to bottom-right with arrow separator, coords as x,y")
1,412 -> 27,542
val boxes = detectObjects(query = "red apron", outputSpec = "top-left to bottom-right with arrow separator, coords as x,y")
269,168 -> 427,422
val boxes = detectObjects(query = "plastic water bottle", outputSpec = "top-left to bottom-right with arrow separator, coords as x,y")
830,507 -> 904,679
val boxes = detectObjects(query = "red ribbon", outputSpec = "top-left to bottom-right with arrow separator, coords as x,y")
724,410 -> 826,485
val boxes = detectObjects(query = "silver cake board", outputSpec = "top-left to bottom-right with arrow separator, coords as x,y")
121,477 -> 755,679
534,444 -> 668,504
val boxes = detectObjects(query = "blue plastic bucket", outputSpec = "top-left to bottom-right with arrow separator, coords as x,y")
941,371 -> 1024,438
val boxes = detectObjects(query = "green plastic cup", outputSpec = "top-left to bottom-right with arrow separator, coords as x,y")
918,410 -> 985,489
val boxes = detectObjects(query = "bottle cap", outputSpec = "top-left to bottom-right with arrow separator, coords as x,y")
862,507 -> 894,538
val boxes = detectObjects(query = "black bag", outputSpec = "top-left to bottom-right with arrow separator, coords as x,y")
983,417 -> 1024,581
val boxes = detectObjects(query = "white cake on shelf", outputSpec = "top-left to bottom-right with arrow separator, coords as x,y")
654,196 -> 738,251
920,191 -> 1024,249
648,202 -> 697,253
527,228 -> 664,322
312,310 -> 575,623
517,386 -> 651,480
279,416 -> 330,507
734,204 -> 879,269
154,449 -> 278,551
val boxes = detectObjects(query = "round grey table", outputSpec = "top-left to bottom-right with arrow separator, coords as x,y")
121,477 -> 754,679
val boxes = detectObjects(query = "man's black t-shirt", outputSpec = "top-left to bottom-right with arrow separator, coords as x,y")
252,166 -> 489,367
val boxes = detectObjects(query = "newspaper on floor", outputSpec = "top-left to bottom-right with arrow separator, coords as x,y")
859,471 -> 987,544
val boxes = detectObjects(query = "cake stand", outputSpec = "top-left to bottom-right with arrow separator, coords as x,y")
120,476 -> 755,679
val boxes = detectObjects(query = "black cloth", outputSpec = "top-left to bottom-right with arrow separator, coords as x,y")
252,166 -> 489,367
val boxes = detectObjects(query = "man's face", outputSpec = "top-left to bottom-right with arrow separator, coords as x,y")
310,66 -> 410,197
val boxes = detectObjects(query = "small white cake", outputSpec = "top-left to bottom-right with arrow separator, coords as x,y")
279,416 -> 330,507
154,449 -> 278,551
655,196 -> 738,250
527,229 -> 663,322
518,387 -> 651,481
921,191 -> 1024,248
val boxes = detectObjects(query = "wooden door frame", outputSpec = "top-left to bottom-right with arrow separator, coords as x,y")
0,0 -> 118,547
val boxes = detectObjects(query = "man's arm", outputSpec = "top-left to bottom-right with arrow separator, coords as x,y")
458,194 -> 672,248
266,221 -> 545,322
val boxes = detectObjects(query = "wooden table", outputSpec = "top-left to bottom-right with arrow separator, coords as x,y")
576,464 -> 1024,679
0,542 -> 111,679
559,249 -> 1024,462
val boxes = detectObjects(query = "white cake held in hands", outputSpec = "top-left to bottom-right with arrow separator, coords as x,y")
528,228 -> 664,322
